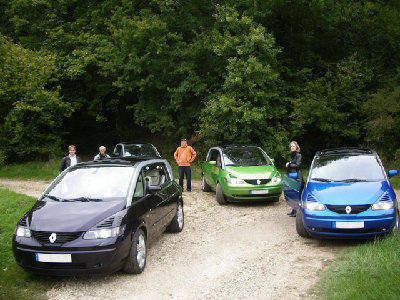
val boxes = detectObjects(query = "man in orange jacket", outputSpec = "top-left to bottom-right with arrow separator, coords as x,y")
174,138 -> 197,192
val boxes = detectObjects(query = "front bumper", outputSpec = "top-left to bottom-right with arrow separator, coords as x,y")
221,181 -> 282,202
302,208 -> 396,238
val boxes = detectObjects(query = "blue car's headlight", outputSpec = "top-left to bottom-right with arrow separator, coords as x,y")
16,226 -> 31,238
372,201 -> 394,211
302,200 -> 326,211
83,226 -> 122,240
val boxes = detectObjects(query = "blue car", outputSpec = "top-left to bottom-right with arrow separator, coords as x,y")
283,148 -> 399,238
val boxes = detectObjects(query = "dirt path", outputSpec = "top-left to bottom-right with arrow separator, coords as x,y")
1,179 -> 363,299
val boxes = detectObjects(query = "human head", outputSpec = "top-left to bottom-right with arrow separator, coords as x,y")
289,141 -> 300,153
68,145 -> 76,156
99,146 -> 106,155
181,139 -> 187,147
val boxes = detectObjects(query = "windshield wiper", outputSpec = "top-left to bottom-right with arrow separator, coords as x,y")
66,197 -> 103,202
337,179 -> 368,183
311,178 -> 333,182
43,194 -> 65,202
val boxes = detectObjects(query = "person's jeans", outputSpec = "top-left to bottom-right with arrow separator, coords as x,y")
178,166 -> 191,191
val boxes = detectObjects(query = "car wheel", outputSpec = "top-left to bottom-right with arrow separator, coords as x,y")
167,201 -> 184,232
296,210 -> 310,238
216,183 -> 227,205
123,229 -> 147,274
202,174 -> 212,192
393,208 -> 399,233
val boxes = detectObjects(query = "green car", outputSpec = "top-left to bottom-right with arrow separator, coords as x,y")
202,145 -> 283,204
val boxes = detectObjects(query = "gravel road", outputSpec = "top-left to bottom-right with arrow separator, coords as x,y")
1,179 -> 366,300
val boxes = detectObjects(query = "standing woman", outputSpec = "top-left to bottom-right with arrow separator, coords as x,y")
285,141 -> 302,217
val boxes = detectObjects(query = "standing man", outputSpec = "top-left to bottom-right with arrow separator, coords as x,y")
174,138 -> 196,192
94,146 -> 110,160
59,145 -> 81,172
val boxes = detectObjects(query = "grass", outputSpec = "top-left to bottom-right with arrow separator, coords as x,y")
315,233 -> 400,300
0,160 -> 59,180
0,189 -> 53,300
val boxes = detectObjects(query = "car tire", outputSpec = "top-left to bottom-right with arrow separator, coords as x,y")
201,175 -> 212,192
216,183 -> 227,205
167,201 -> 184,232
393,208 -> 399,233
296,210 -> 310,238
123,228 -> 147,274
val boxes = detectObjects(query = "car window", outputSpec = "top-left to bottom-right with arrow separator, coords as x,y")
223,148 -> 272,166
310,154 -> 385,182
133,173 -> 144,201
44,166 -> 135,201
209,150 -> 220,161
143,163 -> 169,187
124,144 -> 158,157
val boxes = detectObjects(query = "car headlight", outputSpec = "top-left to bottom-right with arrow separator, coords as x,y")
83,226 -> 121,240
271,175 -> 282,183
224,175 -> 244,185
302,200 -> 326,211
372,201 -> 394,211
16,226 -> 31,238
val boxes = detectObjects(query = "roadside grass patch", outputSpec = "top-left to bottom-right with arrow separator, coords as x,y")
0,189 -> 53,300
390,175 -> 400,190
315,233 -> 400,300
0,160 -> 59,180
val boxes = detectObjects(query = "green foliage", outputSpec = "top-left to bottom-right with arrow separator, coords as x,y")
316,233 -> 400,300
0,189 -> 53,300
0,159 -> 59,180
0,35 -> 73,162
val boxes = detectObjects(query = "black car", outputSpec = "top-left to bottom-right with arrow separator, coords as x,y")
113,142 -> 161,158
13,158 -> 183,275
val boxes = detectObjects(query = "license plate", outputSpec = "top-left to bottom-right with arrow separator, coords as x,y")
335,221 -> 364,229
250,189 -> 269,195
35,253 -> 72,263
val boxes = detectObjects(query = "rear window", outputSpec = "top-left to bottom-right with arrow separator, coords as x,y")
310,155 -> 385,182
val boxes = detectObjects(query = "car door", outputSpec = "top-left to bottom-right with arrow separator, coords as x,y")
282,173 -> 302,210
203,149 -> 221,189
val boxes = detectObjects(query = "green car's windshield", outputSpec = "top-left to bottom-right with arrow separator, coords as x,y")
310,154 -> 385,182
223,148 -> 272,166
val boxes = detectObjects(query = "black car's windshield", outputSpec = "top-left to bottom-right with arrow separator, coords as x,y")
43,166 -> 135,202
310,154 -> 385,182
223,148 -> 272,166
124,144 -> 158,157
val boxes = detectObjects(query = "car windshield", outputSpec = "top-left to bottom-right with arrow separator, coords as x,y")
124,144 -> 158,157
310,154 -> 385,182
42,166 -> 135,202
223,148 -> 272,166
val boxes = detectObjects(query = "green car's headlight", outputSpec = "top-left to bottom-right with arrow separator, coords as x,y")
224,175 -> 244,185
271,175 -> 282,183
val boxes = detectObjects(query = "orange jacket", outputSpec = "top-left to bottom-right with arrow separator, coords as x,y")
174,146 -> 196,166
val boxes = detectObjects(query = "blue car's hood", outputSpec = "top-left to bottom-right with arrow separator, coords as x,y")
28,201 -> 126,232
306,181 -> 389,205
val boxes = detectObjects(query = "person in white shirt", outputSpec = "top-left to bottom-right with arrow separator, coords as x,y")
59,145 -> 81,172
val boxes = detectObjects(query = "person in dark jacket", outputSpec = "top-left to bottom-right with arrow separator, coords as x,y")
94,146 -> 110,160
286,141 -> 302,217
59,145 -> 81,172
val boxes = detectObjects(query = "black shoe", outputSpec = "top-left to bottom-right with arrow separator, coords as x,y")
287,212 -> 294,215
187,189 -> 191,192
290,213 -> 296,217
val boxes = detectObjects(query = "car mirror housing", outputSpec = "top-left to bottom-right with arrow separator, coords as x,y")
288,172 -> 298,179
209,161 -> 216,165
388,169 -> 399,177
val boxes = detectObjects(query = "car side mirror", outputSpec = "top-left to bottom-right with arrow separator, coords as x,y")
388,170 -> 399,178
209,161 -> 216,165
147,185 -> 162,193
288,172 -> 298,179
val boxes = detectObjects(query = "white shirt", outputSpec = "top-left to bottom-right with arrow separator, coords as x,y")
69,155 -> 77,167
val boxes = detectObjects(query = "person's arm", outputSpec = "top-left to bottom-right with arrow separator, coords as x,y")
174,148 -> 179,162
59,157 -> 65,172
189,147 -> 197,163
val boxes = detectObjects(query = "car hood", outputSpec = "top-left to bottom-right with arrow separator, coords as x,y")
225,165 -> 278,179
306,181 -> 389,205
28,201 -> 126,232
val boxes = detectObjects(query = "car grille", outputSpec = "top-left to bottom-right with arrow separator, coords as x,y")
326,205 -> 371,214
311,227 -> 390,234
244,179 -> 271,185
31,231 -> 83,244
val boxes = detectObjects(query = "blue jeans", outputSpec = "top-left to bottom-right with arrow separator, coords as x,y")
178,166 -> 191,191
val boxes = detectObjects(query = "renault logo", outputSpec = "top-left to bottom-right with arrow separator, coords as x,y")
257,179 -> 261,185
49,233 -> 57,243
345,206 -> 352,214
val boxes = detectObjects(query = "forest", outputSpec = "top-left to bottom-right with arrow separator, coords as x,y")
0,0 -> 399,165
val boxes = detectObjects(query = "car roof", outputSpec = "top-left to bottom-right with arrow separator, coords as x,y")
316,148 -> 376,157
115,142 -> 156,146
72,157 -> 163,168
215,145 -> 261,150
